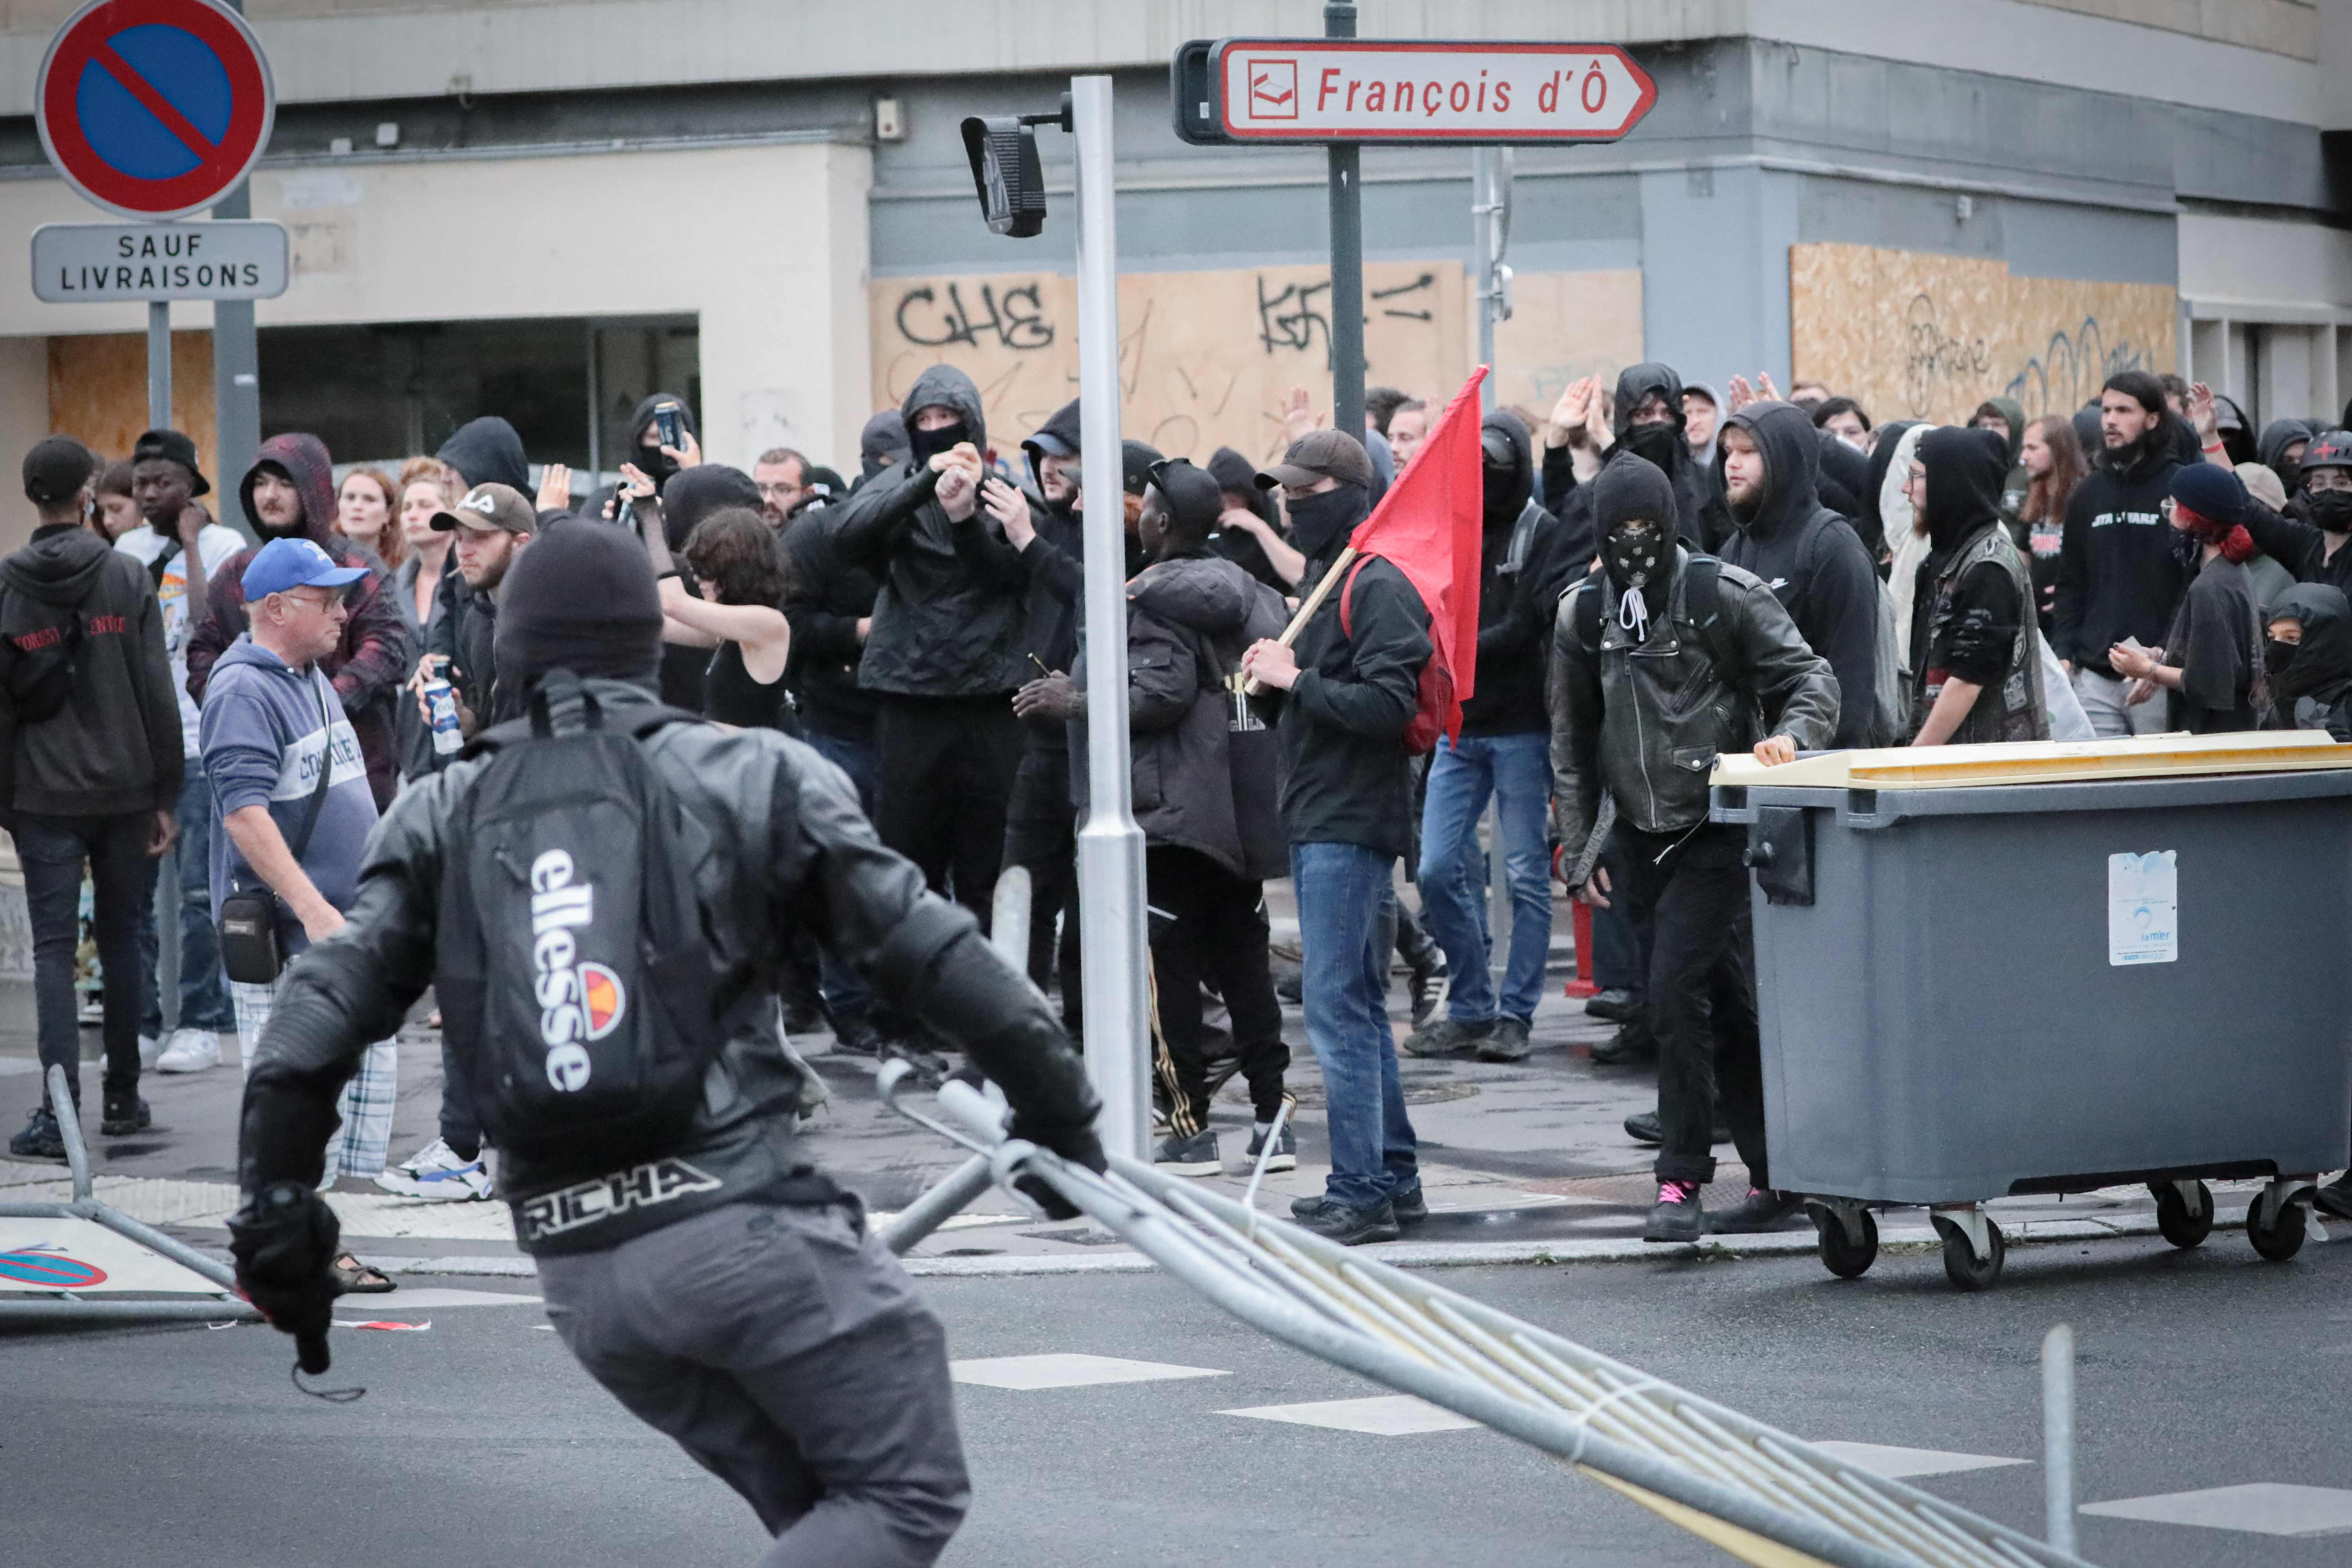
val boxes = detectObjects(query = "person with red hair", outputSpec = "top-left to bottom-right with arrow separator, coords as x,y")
2107,462 -> 2268,733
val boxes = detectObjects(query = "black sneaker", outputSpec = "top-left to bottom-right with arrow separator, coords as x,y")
2314,1174 -> 2352,1224
1153,1127 -> 1221,1176
1643,1181 -> 1706,1243
1475,1017 -> 1532,1063
100,1092 -> 151,1137
1407,956 -> 1448,1029
1399,1017 -> 1493,1058
1624,1110 -> 1732,1147
1243,1122 -> 1296,1172
9,1104 -> 65,1161
1583,988 -> 1637,1023
1289,1195 -> 1402,1246
1589,1024 -> 1657,1067
1710,1188 -> 1806,1234
1275,967 -> 1302,1005
1390,1185 -> 1429,1225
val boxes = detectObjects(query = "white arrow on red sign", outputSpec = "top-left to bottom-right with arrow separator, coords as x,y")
1216,40 -> 1655,143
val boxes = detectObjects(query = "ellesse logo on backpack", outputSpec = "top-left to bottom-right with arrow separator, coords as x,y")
529,848 -> 626,1091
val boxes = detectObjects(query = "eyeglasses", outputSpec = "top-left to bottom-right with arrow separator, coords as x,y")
756,483 -> 804,499
278,587 -> 345,613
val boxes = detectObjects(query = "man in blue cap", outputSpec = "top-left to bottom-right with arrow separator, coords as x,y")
198,537 -> 401,1291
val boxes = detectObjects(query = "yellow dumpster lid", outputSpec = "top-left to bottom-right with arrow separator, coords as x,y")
1711,731 -> 2352,790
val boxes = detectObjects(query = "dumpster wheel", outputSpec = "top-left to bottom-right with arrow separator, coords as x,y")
1807,1201 -> 1877,1279
2152,1180 -> 2214,1249
1932,1212 -> 2005,1291
2247,1183 -> 2312,1263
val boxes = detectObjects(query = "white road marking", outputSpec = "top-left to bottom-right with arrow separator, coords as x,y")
1809,1441 -> 2027,1480
1221,1395 -> 1482,1435
2082,1483 -> 2352,1537
949,1353 -> 1229,1390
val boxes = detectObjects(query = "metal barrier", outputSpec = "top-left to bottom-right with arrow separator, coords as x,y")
880,1063 -> 2095,1568
0,1064 -> 258,1325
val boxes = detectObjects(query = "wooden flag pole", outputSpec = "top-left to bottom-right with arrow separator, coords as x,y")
1245,545 -> 1357,695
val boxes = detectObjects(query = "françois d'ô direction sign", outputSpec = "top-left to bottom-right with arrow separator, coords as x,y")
1212,39 -> 1654,142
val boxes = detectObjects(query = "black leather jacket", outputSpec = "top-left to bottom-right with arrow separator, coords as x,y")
239,678 -> 1099,1254
1548,552 -> 1840,862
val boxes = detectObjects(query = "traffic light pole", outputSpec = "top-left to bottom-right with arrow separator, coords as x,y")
1070,73 -> 1150,1162
1325,2 -> 1363,442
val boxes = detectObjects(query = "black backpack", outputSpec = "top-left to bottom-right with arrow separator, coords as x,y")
434,672 -> 728,1176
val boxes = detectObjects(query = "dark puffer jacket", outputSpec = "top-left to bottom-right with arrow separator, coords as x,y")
1072,553 -> 1286,877
185,433 -> 414,806
830,366 -> 1030,698
1549,460 -> 1839,859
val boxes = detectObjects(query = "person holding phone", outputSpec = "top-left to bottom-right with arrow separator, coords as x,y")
826,367 -> 1031,936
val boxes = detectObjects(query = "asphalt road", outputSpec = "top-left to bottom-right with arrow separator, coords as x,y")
6,1228 -> 2348,1566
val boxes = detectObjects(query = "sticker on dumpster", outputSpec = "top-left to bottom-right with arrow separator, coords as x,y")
2107,851 -> 2177,966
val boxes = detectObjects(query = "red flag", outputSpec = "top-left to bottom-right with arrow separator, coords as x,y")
1348,366 -> 1488,740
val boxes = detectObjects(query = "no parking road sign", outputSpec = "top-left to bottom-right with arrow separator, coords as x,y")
36,0 -> 276,221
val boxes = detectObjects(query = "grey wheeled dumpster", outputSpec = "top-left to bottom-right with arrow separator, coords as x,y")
1711,747 -> 2352,1290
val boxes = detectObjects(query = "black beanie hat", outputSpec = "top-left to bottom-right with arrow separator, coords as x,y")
493,520 -> 665,691
23,436 -> 98,506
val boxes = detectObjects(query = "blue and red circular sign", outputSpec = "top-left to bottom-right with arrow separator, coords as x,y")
36,0 -> 274,221
0,1250 -> 108,1288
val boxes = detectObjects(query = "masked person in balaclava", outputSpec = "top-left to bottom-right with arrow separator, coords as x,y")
1401,412 -> 1572,1066
1907,426 -> 2047,746
1716,399 -> 1885,749
185,434 -> 413,808
831,365 -> 1031,1003
2265,582 -> 2352,740
1235,429 -> 1433,1247
2241,429 -> 2352,601
1549,454 -> 1839,1245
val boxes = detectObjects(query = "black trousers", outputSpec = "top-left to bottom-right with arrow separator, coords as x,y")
17,811 -> 152,1103
1148,844 -> 1289,1131
1618,823 -> 1767,1188
1002,738 -> 1081,1028
871,694 -> 1024,925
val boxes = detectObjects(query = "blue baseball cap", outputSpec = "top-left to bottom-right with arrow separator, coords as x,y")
243,537 -> 367,600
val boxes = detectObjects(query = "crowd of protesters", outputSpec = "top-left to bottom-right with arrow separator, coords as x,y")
9,349 -> 2352,1261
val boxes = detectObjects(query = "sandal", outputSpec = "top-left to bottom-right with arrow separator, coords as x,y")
332,1253 -> 396,1294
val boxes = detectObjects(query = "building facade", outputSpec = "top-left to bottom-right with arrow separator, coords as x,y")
0,0 -> 2344,541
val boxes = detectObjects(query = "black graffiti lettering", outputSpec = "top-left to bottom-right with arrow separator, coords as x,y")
1370,271 -> 1436,322
894,281 -> 1056,351
2005,317 -> 2144,419
1257,276 -> 1332,361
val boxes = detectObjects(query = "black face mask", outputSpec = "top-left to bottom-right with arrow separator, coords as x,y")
908,419 -> 971,467
2265,637 -> 2301,678
2298,487 -> 2352,535
1284,483 -> 1368,561
1624,423 -> 1681,470
637,443 -> 680,485
1482,458 -> 1518,521
1605,520 -> 1669,593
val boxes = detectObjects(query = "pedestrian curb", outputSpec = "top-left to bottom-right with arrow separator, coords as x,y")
363,1210 -> 2258,1280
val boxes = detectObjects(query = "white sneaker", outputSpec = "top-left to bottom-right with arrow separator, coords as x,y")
373,1137 -> 493,1201
138,1034 -> 160,1071
154,1028 -> 221,1074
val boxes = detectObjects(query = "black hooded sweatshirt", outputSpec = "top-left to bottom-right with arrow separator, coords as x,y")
2240,475 -> 2352,599
2052,423 -> 2184,677
1542,362 -> 1728,556
1205,445 -> 1289,592
2268,582 -> 2352,738
1910,426 -> 2024,690
436,416 -> 530,494
1814,429 -> 1870,524
1715,401 -> 1883,749
1461,411 -> 1573,735
2256,419 -> 2313,494
0,523 -> 181,820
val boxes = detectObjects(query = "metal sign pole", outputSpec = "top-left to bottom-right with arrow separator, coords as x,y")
212,1 -> 261,505
1324,1 -> 1363,441
1472,145 -> 1515,966
146,300 -> 171,428
1070,73 -> 1149,1162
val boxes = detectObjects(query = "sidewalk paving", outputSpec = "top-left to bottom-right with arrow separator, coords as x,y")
0,924 -> 2255,1282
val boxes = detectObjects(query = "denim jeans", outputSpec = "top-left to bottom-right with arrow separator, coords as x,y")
138,768 -> 234,1035
1414,731 -> 1555,1024
1292,841 -> 1417,1211
18,811 -> 152,1102
803,728 -> 877,1028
